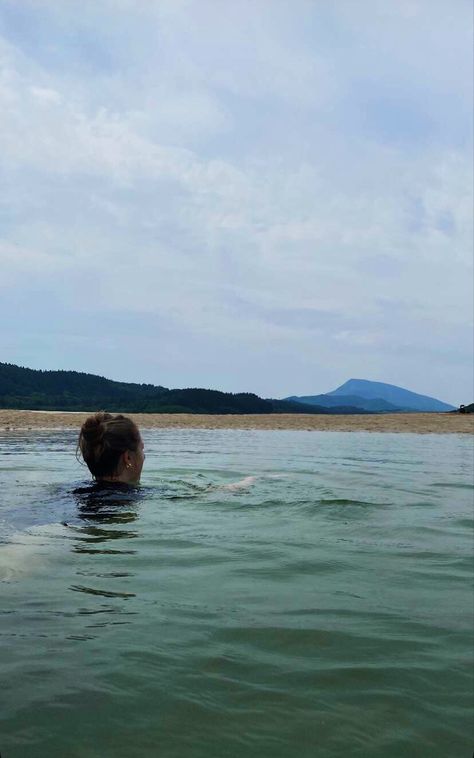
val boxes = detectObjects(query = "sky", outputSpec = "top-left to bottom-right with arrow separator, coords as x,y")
0,0 -> 472,404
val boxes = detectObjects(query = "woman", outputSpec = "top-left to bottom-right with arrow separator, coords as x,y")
77,412 -> 145,484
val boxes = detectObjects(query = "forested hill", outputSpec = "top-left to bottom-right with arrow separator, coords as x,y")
0,362 -> 270,413
0,362 -> 356,415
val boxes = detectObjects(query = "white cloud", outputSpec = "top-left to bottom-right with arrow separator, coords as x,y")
29,85 -> 61,104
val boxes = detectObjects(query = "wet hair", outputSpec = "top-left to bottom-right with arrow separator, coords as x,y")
77,412 -> 141,479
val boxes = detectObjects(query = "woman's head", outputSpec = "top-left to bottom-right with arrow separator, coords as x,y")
77,412 -> 145,483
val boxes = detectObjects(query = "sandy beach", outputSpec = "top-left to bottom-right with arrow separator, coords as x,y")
0,409 -> 471,434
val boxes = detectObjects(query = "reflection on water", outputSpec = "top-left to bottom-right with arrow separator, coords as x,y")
72,481 -> 142,521
0,429 -> 473,758
66,483 -> 142,602
71,482 -> 141,542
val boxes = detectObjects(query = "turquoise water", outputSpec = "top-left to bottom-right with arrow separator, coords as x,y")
0,429 -> 473,758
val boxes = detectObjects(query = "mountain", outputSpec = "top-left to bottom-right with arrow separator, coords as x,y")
286,393 -> 401,413
0,362 -> 344,415
3,363 -> 454,415
0,362 -> 169,412
0,362 -> 270,413
327,379 -> 455,412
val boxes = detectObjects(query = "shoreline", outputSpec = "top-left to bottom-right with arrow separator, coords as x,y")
0,410 -> 472,434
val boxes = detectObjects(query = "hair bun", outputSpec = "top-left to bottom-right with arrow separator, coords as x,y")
80,411 -> 112,444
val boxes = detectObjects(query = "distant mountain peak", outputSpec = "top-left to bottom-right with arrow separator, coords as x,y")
327,379 -> 454,412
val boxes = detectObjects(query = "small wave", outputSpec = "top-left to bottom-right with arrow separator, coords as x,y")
431,482 -> 474,490
317,498 -> 378,507
69,584 -> 136,599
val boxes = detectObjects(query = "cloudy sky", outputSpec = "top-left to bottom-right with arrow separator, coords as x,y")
0,0 -> 472,404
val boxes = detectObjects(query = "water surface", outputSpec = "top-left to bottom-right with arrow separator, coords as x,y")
1,429 -> 473,757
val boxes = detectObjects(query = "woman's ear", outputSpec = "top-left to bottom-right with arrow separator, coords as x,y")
122,450 -> 133,469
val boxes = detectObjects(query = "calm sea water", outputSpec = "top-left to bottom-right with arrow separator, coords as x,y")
0,429 -> 473,758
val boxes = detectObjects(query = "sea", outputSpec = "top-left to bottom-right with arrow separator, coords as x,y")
0,428 -> 473,758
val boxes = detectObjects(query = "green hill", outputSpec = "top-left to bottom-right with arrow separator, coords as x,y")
0,362 -> 338,415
